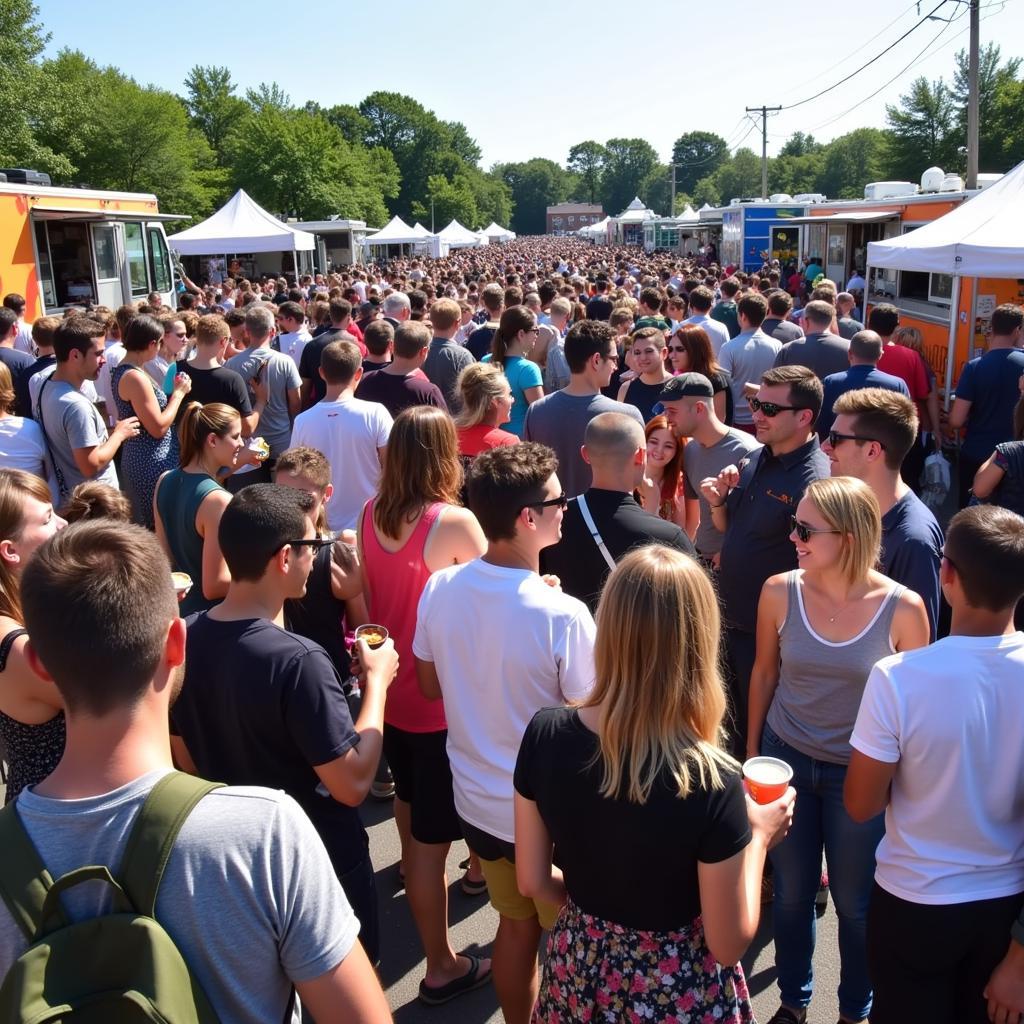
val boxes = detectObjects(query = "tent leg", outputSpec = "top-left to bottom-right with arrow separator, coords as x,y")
944,276 -> 961,411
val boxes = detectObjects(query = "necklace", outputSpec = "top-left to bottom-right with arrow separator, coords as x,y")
828,595 -> 856,623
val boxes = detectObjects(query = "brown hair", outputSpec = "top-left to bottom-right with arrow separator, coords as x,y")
831,387 -> 918,470
276,446 -> 332,534
467,442 -> 557,541
672,325 -> 722,379
0,363 -> 14,416
59,482 -> 132,524
31,315 -> 60,351
393,321 -> 431,360
177,402 -> 240,467
429,297 -> 461,332
373,406 -> 462,539
195,313 -> 229,346
490,305 -> 535,369
320,339 -> 362,385
761,364 -> 823,422
944,505 -> 1024,611
0,469 -> 59,622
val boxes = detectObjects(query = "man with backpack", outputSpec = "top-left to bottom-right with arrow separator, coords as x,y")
0,519 -> 392,1023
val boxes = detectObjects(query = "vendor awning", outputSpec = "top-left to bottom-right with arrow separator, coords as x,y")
29,207 -> 189,222
782,211 -> 899,225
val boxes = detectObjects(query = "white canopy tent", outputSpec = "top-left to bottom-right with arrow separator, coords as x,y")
363,215 -> 426,246
168,190 -> 315,269
482,221 -> 516,242
578,216 -> 610,241
411,222 -> 434,237
867,162 -> 1018,400
437,219 -> 484,248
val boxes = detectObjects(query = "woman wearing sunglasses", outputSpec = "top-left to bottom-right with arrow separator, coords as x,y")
747,476 -> 929,1024
668,324 -> 733,426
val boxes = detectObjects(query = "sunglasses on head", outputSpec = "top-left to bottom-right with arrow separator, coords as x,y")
749,397 -> 806,417
790,516 -> 841,543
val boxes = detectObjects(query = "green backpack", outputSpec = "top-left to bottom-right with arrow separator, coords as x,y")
0,771 -> 223,1023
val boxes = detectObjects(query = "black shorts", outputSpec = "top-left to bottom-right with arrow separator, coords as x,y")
382,724 -> 462,845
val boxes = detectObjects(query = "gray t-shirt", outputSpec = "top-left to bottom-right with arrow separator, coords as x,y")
0,771 -> 358,1024
523,391 -> 644,498
226,348 -> 301,457
683,429 -> 762,556
34,376 -> 118,495
422,337 -> 474,411
718,330 -> 782,425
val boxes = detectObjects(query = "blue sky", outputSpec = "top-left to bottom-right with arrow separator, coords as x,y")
37,0 -> 1020,171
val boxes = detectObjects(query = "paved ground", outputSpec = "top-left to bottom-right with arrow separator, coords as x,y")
364,797 -> 844,1024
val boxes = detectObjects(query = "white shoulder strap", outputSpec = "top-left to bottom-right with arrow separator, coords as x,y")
575,494 -> 617,571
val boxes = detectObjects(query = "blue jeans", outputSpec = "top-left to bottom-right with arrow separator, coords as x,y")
762,724 -> 885,1021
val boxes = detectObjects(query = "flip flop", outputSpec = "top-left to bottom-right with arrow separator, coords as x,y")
417,952 -> 492,1005
460,872 -> 487,897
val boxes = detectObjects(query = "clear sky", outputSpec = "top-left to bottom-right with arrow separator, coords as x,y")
36,0 -> 1019,170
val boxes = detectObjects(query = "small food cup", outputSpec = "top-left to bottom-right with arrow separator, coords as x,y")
249,436 -> 270,462
742,756 -> 793,805
171,571 -> 193,600
354,624 -> 389,650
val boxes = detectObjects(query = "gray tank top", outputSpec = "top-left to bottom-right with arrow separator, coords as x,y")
766,570 -> 903,765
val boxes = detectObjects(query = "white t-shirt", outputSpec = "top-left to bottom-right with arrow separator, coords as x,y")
851,633 -> 1024,905
682,313 -> 731,356
96,340 -> 127,426
0,416 -> 57,501
0,771 -> 358,1024
14,320 -> 34,355
413,559 -> 596,841
289,397 -> 391,531
278,328 -> 312,367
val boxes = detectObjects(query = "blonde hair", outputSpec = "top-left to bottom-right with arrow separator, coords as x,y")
454,362 -> 508,428
803,476 -> 881,584
584,545 -> 736,804
0,362 -> 14,416
373,406 -> 462,539
177,402 -> 239,467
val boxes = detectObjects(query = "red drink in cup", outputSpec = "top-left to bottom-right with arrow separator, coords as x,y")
742,756 -> 793,804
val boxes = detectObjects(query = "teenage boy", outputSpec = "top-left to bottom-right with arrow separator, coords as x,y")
414,443 -> 595,1024
171,484 -> 397,966
846,505 -> 1024,1024
0,519 -> 391,1023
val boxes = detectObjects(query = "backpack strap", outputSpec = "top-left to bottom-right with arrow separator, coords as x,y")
0,803 -> 63,942
119,772 -> 223,917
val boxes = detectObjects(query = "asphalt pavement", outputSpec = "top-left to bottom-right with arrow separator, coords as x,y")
364,796 -> 844,1024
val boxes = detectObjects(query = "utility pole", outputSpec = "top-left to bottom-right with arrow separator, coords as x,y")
670,163 -> 678,216
746,104 -> 781,199
430,196 -> 435,233
966,0 -> 980,188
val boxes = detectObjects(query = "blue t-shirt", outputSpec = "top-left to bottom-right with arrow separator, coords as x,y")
819,364 -> 911,438
483,354 -> 542,437
880,490 -> 943,642
955,348 -> 1024,460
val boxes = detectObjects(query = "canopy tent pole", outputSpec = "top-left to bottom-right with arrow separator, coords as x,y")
943,275 -> 962,411
292,249 -> 297,282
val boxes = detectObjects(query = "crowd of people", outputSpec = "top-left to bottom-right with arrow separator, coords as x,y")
0,234 -> 1022,1024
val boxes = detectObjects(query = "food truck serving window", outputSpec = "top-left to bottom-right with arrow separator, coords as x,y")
124,223 -> 150,297
147,227 -> 172,294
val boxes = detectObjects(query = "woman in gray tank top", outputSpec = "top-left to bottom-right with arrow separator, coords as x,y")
746,477 -> 929,1024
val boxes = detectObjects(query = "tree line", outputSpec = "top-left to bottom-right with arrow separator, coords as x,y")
2,0 -> 1022,237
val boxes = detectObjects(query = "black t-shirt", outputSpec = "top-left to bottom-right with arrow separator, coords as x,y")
585,295 -> 613,321
514,706 -> 751,930
284,543 -> 350,682
171,614 -> 367,872
174,363 -> 251,421
1,348 -> 35,417
20,354 -> 53,418
355,369 -> 448,418
299,330 -> 350,404
541,488 -> 697,612
466,325 -> 496,361
622,377 -> 667,424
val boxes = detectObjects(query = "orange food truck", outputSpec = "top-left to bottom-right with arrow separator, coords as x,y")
0,177 -> 183,321
788,170 -> 1016,396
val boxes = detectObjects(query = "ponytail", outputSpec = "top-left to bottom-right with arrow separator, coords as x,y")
177,401 -> 239,467
490,304 -> 535,369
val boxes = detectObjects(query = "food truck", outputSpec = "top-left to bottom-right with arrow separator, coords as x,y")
717,197 -> 824,274
0,175 -> 183,320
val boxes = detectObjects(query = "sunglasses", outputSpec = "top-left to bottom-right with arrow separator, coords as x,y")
274,537 -> 335,554
790,516 -> 841,543
827,430 -> 885,450
749,398 -> 807,417
521,493 -> 569,513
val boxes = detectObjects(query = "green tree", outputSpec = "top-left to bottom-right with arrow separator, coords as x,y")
713,148 -> 762,202
183,65 -> 247,161
412,173 -> 478,229
770,151 -> 825,196
951,43 -> 1022,172
309,103 -> 371,146
885,76 -> 957,180
601,138 -> 659,215
566,141 -> 607,204
819,128 -> 888,199
497,158 -> 571,234
639,162 -> 672,216
989,77 -> 1024,169
0,0 -> 74,177
670,131 -> 729,194
692,175 -> 722,208
778,132 -> 822,158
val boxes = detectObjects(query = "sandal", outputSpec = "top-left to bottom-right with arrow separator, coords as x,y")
417,952 -> 492,1005
460,872 -> 487,897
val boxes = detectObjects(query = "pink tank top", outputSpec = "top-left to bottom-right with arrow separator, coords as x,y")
361,499 -> 447,733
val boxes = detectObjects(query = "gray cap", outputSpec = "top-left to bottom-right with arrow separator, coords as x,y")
657,372 -> 715,402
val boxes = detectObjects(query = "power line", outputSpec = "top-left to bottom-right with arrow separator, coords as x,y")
779,0 -> 954,110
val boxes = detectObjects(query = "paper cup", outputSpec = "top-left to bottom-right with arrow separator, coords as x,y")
742,756 -> 793,805
355,624 -> 389,650
171,572 -> 193,599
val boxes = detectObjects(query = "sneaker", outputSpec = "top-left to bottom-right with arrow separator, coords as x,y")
766,1008 -> 806,1024
815,870 -> 829,912
370,762 -> 395,800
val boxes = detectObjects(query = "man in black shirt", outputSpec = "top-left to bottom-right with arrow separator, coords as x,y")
466,283 -> 504,360
174,314 -> 257,430
543,411 -> 696,611
170,484 -> 396,964
585,279 -> 613,321
299,298 -> 360,408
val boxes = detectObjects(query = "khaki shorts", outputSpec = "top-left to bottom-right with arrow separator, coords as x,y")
477,855 -> 561,930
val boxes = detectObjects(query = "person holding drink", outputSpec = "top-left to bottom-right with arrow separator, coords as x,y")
747,476 -> 929,1024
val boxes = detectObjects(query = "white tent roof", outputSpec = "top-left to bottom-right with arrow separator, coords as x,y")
675,204 -> 699,223
437,219 -> 483,247
364,215 -> 425,245
867,165 -> 1017,276
579,216 -> 610,236
615,197 -> 657,223
482,221 -> 516,240
168,189 -> 314,254
411,222 -> 434,237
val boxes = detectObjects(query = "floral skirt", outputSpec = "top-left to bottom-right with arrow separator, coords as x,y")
533,899 -> 753,1024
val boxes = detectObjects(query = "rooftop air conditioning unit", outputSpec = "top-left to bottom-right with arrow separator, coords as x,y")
940,174 -> 964,192
769,193 -> 793,203
920,167 -> 945,193
793,193 -> 826,203
864,181 -> 917,201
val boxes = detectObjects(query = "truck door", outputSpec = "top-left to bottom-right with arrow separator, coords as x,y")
90,222 -> 125,308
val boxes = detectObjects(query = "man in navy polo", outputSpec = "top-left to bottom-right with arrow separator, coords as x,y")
700,364 -> 830,754
818,330 -> 910,440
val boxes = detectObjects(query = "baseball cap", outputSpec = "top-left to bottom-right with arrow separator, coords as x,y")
657,373 -> 715,402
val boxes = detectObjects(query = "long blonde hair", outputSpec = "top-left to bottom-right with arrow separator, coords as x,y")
373,406 -> 462,539
584,545 -> 735,804
454,362 -> 507,429
803,477 -> 881,584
